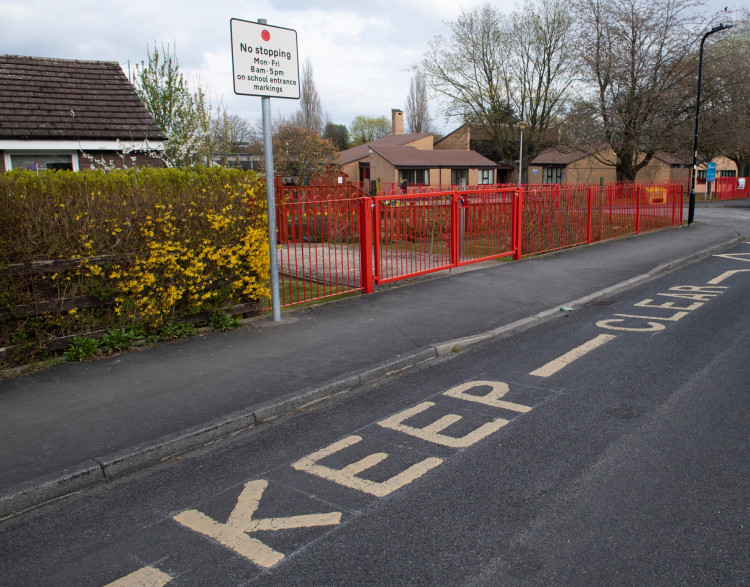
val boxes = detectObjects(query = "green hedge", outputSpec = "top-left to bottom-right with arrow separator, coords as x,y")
0,167 -> 270,367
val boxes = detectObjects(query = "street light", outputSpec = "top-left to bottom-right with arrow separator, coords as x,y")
688,23 -> 733,225
518,121 -> 527,187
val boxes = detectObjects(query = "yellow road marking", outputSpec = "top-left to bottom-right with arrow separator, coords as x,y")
714,252 -> 750,262
105,566 -> 173,587
378,402 -> 509,448
443,380 -> 532,413
173,480 -> 341,568
614,311 -> 688,322
707,269 -> 750,285
530,334 -> 617,377
292,435 -> 443,497
634,299 -> 703,311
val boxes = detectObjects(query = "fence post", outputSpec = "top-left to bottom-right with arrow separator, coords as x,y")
358,197 -> 374,294
679,183 -> 684,225
586,187 -> 593,244
635,185 -> 641,234
513,187 -> 523,260
450,193 -> 461,266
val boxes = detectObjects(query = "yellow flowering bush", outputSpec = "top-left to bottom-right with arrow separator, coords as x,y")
0,167 -> 270,366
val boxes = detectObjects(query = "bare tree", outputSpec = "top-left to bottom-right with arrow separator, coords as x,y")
405,71 -> 433,134
419,1 -> 574,180
696,13 -> 750,175
212,113 -> 252,150
294,58 -> 324,135
571,0 -> 705,180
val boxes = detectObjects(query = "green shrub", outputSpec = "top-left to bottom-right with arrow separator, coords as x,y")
209,311 -> 242,331
100,328 -> 137,353
0,167 -> 271,367
64,337 -> 100,361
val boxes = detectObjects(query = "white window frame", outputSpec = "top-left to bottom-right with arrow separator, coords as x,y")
5,152 -> 79,172
478,169 -> 495,184
398,169 -> 430,185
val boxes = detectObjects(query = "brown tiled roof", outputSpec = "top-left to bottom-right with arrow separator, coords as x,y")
372,145 -> 497,168
0,55 -> 166,141
338,133 -> 432,164
531,145 -> 604,166
654,152 -> 689,166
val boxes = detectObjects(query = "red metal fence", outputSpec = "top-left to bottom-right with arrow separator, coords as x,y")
270,182 -> 684,309
712,177 -> 750,200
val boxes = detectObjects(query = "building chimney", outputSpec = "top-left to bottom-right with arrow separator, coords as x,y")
392,109 -> 404,135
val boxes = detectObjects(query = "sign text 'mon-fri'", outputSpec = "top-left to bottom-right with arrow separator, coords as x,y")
230,18 -> 300,99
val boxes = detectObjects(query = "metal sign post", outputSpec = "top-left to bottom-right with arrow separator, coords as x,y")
230,17 -> 300,321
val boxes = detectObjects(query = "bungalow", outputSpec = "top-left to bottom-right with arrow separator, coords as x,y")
529,145 -> 690,186
339,110 -> 497,188
434,123 -> 562,184
0,55 -> 165,172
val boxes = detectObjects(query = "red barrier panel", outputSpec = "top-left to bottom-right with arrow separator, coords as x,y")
270,182 -> 682,309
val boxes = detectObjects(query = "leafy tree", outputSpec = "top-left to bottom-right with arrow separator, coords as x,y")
132,42 -> 216,167
294,58 -> 324,134
349,115 -> 391,145
571,0 -> 704,180
272,124 -> 340,185
419,1 -> 574,181
405,71 -> 433,134
323,123 -> 350,150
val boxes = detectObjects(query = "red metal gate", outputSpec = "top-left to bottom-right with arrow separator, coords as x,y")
356,187 -> 521,291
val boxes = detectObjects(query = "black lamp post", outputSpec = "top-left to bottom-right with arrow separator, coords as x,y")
688,23 -> 733,225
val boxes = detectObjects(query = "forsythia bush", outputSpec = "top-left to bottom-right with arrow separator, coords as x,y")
0,167 -> 270,365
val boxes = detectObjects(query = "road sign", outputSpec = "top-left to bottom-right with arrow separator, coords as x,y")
230,18 -> 300,99
706,161 -> 716,182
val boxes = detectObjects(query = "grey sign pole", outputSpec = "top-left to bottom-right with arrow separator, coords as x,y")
259,18 -> 281,322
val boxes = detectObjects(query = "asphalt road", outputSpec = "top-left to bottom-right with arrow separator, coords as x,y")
1,242 -> 749,586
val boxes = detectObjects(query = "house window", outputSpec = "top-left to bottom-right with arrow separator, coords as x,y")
478,169 -> 494,184
9,153 -> 75,171
398,169 -> 429,185
451,169 -> 468,186
544,167 -> 564,184
720,170 -> 737,178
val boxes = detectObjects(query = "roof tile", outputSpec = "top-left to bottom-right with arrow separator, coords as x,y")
0,55 -> 166,141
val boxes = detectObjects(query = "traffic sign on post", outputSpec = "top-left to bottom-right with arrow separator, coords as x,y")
230,19 -> 300,99
230,17 -> 300,322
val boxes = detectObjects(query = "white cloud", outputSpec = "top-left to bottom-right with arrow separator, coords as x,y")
4,0 -> 745,134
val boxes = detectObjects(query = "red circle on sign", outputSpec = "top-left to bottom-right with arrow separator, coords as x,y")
261,30 -> 270,41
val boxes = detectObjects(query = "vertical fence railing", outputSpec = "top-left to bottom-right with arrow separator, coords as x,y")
714,176 -> 749,200
270,181 -> 684,310
271,192 -> 364,310
372,193 -> 454,284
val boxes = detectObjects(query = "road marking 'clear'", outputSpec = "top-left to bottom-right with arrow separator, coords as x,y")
530,334 -> 617,378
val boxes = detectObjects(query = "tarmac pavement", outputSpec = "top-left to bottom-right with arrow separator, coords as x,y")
1,202 -> 748,518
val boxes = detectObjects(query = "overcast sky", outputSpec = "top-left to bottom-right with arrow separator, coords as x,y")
3,0 -> 746,135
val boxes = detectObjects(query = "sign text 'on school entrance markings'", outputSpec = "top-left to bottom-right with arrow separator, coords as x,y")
173,480 -> 341,568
